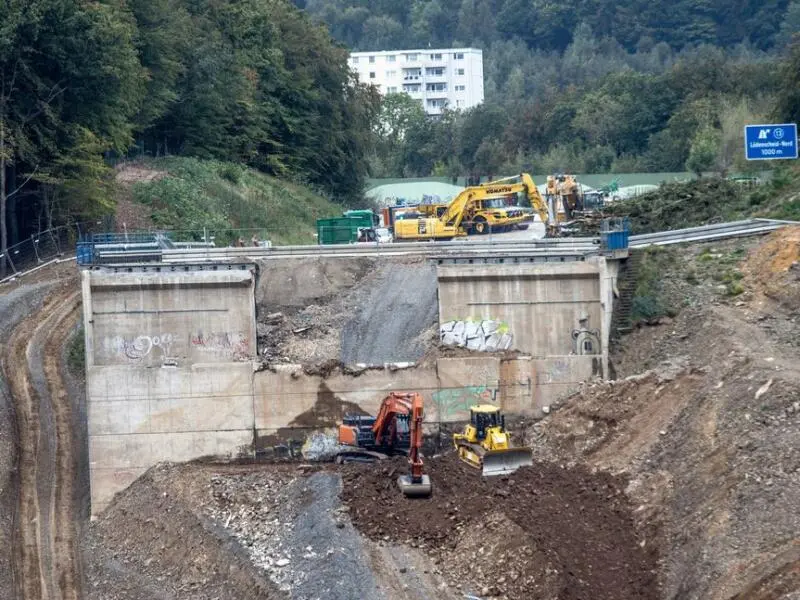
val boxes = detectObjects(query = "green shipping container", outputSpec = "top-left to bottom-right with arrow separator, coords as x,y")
317,211 -> 377,245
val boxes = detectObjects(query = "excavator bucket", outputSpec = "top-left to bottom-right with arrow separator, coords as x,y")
481,447 -> 533,477
397,474 -> 432,498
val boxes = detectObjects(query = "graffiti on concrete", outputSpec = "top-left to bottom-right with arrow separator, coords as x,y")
106,333 -> 178,362
191,330 -> 251,360
433,385 -> 496,421
571,316 -> 601,355
440,318 -> 513,352
539,358 -> 570,384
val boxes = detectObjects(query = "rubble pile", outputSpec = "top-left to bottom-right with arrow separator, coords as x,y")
341,454 -> 660,600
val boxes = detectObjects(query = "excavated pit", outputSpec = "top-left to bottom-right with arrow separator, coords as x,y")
3,229 -> 800,599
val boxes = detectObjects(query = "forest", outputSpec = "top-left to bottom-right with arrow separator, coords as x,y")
298,0 -> 800,179
2,0 -> 800,261
0,0 -> 378,256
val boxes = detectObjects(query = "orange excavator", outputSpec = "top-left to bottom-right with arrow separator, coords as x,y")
338,392 -> 432,498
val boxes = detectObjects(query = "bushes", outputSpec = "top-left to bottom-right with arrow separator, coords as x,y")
131,157 -> 341,245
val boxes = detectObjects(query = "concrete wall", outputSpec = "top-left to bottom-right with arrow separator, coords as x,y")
437,258 -> 613,378
83,259 -> 614,514
83,268 -> 258,513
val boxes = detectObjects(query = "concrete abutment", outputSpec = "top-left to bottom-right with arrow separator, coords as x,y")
82,256 -> 617,513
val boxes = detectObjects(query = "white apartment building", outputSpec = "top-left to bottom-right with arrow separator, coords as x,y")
348,48 -> 484,116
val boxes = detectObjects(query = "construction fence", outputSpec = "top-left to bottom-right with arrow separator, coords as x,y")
0,224 -> 89,282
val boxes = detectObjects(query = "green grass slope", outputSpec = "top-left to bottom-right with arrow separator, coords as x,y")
129,157 -> 341,246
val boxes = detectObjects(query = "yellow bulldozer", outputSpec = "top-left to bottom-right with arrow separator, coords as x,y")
453,404 -> 533,476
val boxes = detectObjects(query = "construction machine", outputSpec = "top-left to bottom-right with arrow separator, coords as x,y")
338,392 -> 432,497
393,173 -> 556,241
545,174 -> 583,221
453,404 -> 533,476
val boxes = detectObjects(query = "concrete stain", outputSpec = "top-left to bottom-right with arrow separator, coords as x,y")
253,382 -> 370,455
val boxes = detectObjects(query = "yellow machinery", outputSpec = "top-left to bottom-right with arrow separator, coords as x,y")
393,173 -> 556,241
453,404 -> 533,476
545,174 -> 583,221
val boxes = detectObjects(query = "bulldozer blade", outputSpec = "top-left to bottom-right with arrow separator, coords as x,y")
481,448 -> 533,477
397,474 -> 432,498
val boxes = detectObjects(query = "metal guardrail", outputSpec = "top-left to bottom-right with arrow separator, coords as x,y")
628,219 -> 791,248
87,218 -> 797,266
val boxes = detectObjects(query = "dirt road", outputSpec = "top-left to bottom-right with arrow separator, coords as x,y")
3,283 -> 83,600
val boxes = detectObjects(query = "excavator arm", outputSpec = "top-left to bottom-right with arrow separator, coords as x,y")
519,173 -> 555,231
397,393 -> 432,497
438,187 -> 478,231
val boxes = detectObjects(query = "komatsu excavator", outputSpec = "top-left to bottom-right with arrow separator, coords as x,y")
338,392 -> 432,497
393,173 -> 557,241
453,404 -> 533,476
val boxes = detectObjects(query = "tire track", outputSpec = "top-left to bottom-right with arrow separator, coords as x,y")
4,286 -> 82,600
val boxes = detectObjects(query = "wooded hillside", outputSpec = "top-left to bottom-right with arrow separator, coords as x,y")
0,0 -> 378,257
297,0 -> 800,181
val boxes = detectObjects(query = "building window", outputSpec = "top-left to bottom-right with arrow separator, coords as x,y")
352,57 -> 359,64
402,83 -> 421,92
426,98 -> 447,109
369,72 -> 376,79
426,82 -> 447,92
430,53 -> 442,60
454,52 -> 464,60
387,86 -> 398,93
386,70 -> 396,78
387,55 -> 396,62
403,68 -> 421,80
456,68 -> 465,76
455,85 -> 466,91
456,100 -> 463,107
406,53 -> 418,61
425,67 -> 445,76
369,55 -> 375,63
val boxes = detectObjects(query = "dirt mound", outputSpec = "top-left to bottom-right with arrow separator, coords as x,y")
256,257 -> 438,365
86,462 -> 455,600
532,300 -> 800,599
741,225 -> 800,310
84,464 -> 284,600
341,453 -> 659,600
115,163 -> 167,184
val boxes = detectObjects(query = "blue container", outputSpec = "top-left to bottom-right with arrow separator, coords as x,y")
76,241 -> 95,266
600,217 -> 630,252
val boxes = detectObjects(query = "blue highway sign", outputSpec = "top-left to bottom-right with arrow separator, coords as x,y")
744,123 -> 798,161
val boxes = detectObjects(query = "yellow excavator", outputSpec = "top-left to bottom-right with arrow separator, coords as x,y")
393,173 -> 556,241
453,404 -> 533,476
546,174 -> 583,221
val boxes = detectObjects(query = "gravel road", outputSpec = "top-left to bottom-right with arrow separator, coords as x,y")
0,282 -> 55,600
